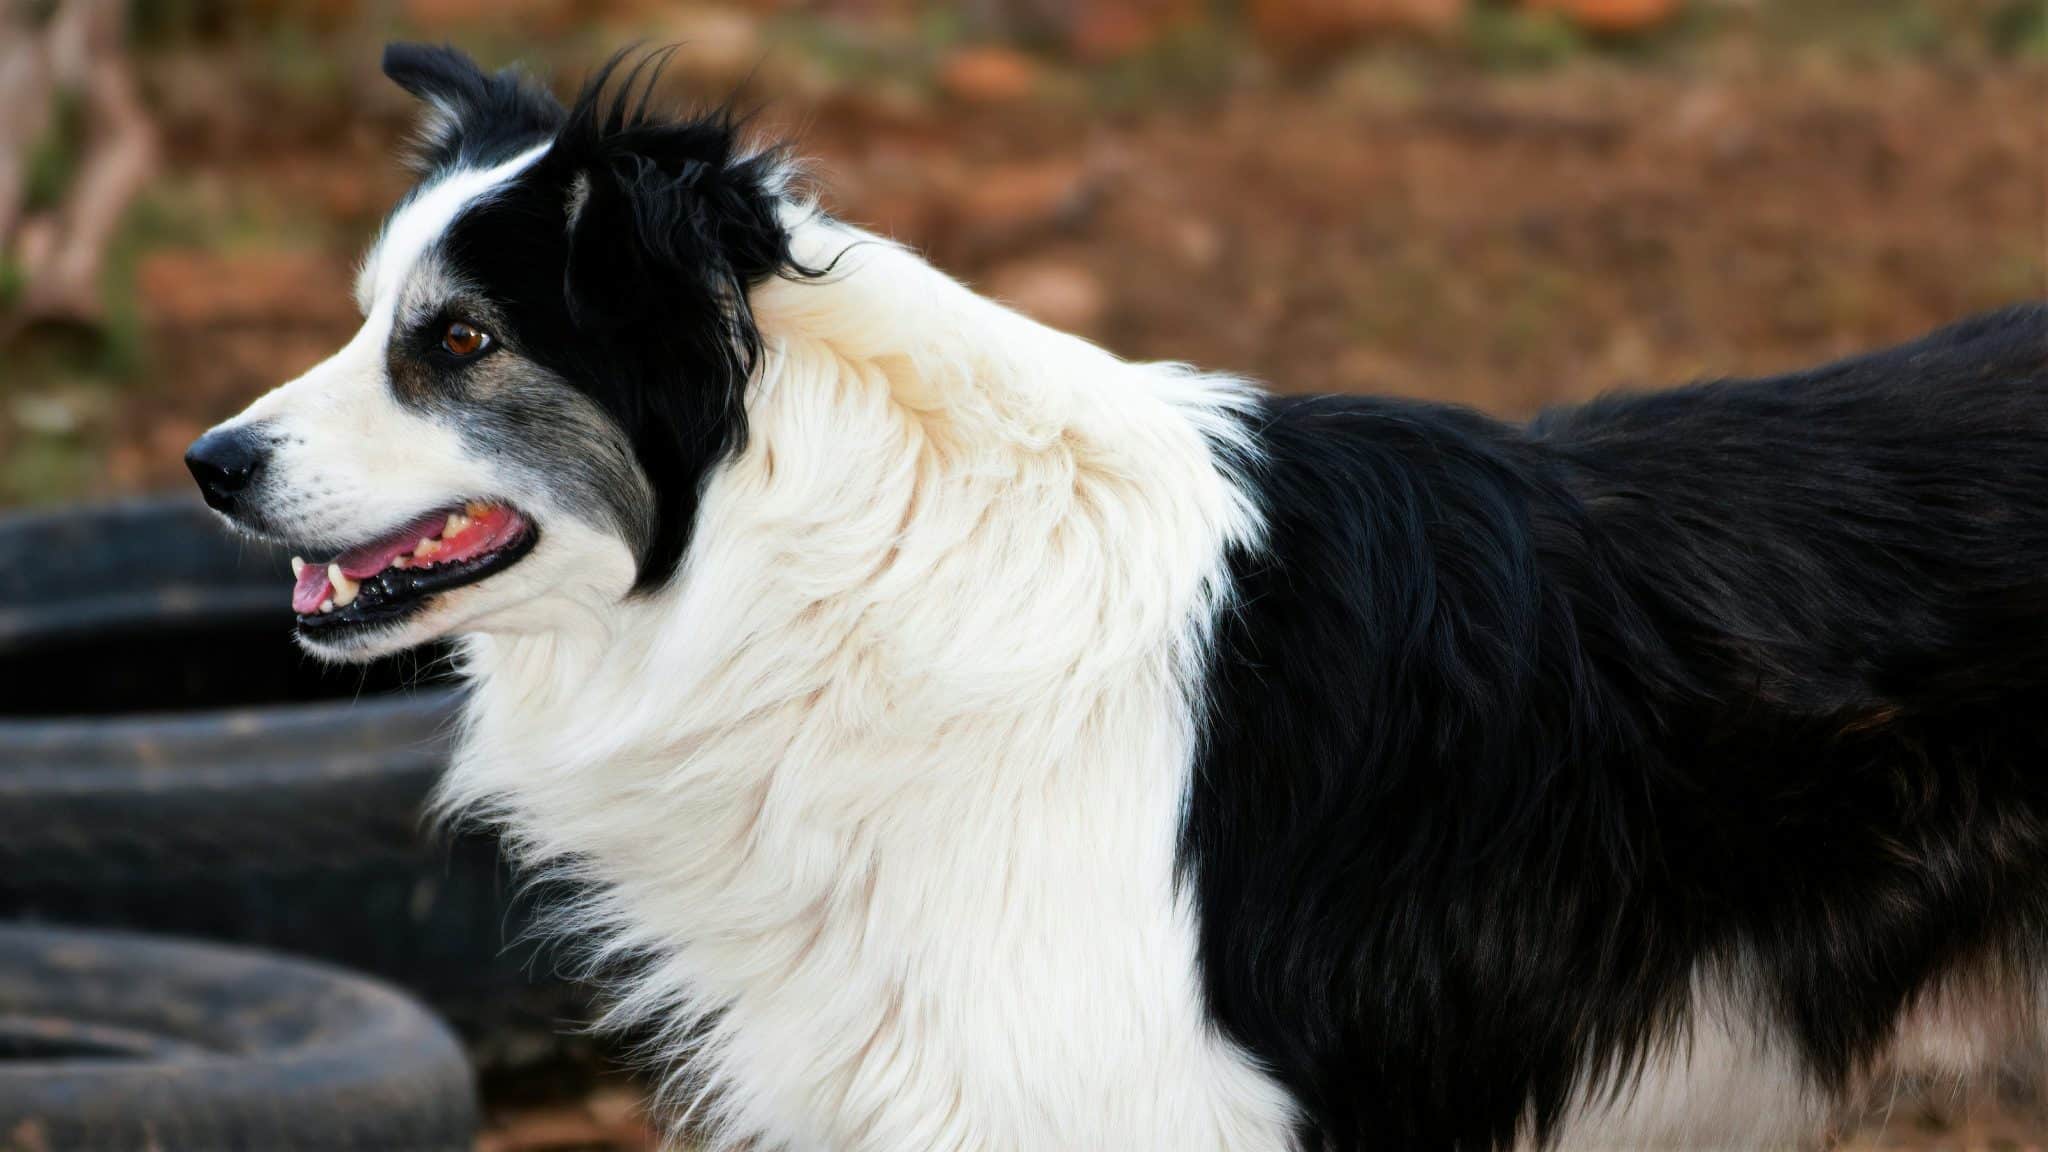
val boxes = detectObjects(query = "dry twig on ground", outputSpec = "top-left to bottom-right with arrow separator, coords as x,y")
0,0 -> 155,337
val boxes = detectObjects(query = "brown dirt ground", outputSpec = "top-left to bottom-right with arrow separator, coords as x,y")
19,54 -> 2044,501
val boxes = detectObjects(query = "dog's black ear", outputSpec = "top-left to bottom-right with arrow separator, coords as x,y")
382,42 -> 490,113
558,134 -> 789,336
552,52 -> 792,341
381,42 -> 565,171
546,51 -> 803,590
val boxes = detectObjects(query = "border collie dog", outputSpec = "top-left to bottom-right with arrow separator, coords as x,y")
186,44 -> 2048,1152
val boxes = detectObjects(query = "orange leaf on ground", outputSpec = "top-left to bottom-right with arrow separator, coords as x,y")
937,47 -> 1040,106
1523,0 -> 1684,35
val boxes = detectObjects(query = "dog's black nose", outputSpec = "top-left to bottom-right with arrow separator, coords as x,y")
185,428 -> 268,515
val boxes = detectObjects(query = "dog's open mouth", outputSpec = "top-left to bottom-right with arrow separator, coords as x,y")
291,501 -> 536,635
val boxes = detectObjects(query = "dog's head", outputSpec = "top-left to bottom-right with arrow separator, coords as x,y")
186,45 -> 801,660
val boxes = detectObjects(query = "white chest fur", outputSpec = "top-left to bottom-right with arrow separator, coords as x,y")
439,225 -> 1298,1152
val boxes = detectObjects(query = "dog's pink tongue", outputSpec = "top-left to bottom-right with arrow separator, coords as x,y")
291,563 -> 333,615
336,511 -> 446,579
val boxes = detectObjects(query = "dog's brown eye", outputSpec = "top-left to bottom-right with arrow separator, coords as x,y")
441,321 -> 490,359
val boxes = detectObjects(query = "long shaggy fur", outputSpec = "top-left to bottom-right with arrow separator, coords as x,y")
192,43 -> 2048,1152
1190,308 -> 2048,1149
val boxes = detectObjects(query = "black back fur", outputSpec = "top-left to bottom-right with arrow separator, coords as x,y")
1185,304 -> 2048,1150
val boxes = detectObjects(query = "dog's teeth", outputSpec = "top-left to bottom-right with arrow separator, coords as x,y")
414,537 -> 440,559
328,564 -> 360,608
393,556 -> 412,569
319,599 -> 335,613
290,556 -> 306,577
444,512 -> 471,537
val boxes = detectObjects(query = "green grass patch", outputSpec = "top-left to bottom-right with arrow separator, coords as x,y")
1988,0 -> 2048,56
765,10 -> 943,95
0,256 -> 24,312
245,19 -> 350,108
0,430 -> 101,507
1088,21 -> 1238,111
24,91 -> 84,215
1465,6 -> 1587,72
1731,0 -> 2013,62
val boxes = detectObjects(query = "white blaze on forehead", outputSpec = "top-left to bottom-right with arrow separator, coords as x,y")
354,142 -> 552,318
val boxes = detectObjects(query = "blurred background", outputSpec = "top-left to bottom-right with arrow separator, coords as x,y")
3,0 -> 2044,508
1,0 -> 2045,1148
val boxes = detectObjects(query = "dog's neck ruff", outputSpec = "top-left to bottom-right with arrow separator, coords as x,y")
438,214 -> 1298,1150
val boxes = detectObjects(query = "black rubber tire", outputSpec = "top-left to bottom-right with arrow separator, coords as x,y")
0,498 -> 584,1066
0,924 -> 477,1151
